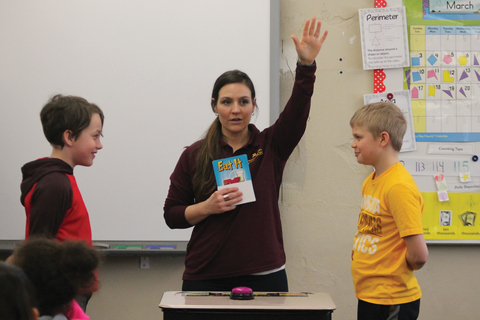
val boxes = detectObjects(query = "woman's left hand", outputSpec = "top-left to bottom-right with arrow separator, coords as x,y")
291,17 -> 328,66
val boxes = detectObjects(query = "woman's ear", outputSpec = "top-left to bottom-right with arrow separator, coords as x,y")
211,98 -> 217,113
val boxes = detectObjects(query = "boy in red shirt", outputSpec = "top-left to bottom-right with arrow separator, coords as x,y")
20,94 -> 104,310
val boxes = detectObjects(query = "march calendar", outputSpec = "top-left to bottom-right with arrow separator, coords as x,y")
408,25 -> 480,142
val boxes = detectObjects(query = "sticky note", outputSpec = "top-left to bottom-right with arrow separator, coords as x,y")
460,172 -> 471,182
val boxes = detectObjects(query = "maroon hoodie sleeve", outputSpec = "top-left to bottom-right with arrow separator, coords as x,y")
28,172 -> 72,238
270,63 -> 316,161
164,146 -> 196,229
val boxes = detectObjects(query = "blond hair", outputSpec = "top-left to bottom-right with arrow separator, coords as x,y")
350,102 -> 406,151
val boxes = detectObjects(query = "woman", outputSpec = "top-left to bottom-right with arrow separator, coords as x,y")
164,17 -> 328,291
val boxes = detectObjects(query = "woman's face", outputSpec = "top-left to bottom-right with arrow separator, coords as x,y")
213,82 -> 256,140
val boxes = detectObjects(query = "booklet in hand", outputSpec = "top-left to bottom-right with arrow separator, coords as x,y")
212,154 -> 256,205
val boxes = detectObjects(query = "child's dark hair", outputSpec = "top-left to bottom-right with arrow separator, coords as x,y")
40,94 -> 104,148
11,238 -> 100,316
0,261 -> 36,320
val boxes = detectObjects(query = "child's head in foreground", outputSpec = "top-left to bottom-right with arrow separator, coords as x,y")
40,94 -> 104,149
9,238 -> 100,317
0,262 -> 37,320
350,101 -> 406,152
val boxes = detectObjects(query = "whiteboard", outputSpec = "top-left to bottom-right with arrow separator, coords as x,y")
0,0 -> 276,241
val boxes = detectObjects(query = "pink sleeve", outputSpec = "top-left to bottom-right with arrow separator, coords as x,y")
65,300 -> 90,320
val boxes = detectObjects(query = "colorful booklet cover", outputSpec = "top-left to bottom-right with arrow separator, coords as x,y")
212,154 -> 256,205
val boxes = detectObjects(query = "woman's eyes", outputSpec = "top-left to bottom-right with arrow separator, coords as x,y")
220,99 -> 250,105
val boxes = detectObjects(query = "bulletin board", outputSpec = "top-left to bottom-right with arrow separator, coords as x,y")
374,0 -> 480,243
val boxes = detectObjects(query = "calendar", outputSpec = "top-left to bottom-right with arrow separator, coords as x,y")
384,0 -> 480,242
408,25 -> 480,142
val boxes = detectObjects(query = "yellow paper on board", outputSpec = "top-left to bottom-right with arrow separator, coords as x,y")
421,192 -> 480,240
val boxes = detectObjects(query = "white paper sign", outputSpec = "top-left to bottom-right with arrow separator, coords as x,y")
364,90 -> 417,152
359,6 -> 410,70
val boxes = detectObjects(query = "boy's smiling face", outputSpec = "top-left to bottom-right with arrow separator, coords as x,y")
70,113 -> 103,167
351,124 -> 382,166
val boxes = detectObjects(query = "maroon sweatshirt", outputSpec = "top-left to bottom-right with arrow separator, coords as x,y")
164,64 -> 316,280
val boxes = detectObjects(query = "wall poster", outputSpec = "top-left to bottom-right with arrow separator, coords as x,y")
401,0 -> 480,242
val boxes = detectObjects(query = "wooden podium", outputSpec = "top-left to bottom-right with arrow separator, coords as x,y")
159,291 -> 336,320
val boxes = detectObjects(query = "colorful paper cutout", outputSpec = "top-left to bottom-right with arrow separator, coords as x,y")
458,56 -> 468,65
443,55 -> 453,64
427,69 -> 437,80
459,70 -> 469,81
475,70 -> 480,81
443,90 -> 454,98
374,69 -> 386,93
460,171 -> 471,182
411,57 -> 420,66
428,85 -> 436,97
427,54 -> 437,66
443,70 -> 454,82
411,87 -> 419,98
435,173 -> 450,202
412,71 -> 422,82
438,190 -> 449,201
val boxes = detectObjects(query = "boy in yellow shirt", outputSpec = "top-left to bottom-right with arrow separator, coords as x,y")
350,102 -> 428,320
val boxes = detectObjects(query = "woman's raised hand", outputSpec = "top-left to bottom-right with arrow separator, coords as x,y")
291,17 -> 328,66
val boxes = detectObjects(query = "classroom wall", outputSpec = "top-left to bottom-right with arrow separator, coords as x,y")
3,1 -> 478,320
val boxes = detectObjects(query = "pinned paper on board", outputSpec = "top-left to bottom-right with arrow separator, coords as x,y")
439,210 -> 452,226
460,211 -> 477,226
434,173 -> 450,201
359,6 -> 410,70
364,90 -> 417,152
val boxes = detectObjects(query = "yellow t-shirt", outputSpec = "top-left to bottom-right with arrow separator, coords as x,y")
351,163 -> 424,305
